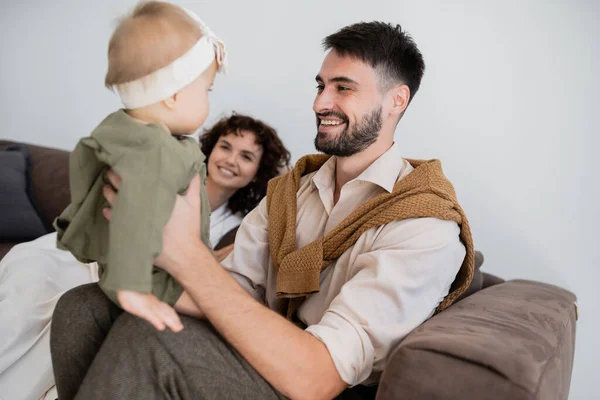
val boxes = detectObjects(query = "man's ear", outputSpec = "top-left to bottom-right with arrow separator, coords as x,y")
163,92 -> 178,110
389,84 -> 411,117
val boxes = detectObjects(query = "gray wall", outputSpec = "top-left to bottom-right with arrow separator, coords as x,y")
1,0 -> 598,398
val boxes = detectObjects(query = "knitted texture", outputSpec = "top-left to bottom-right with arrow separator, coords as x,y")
266,154 -> 474,320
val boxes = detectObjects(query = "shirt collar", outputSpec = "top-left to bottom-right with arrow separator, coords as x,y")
309,142 -> 405,194
310,155 -> 337,192
352,142 -> 404,193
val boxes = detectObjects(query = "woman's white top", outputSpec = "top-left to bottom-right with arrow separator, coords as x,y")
209,203 -> 244,248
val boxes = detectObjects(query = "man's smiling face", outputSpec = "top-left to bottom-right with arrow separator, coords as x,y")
313,50 -> 385,157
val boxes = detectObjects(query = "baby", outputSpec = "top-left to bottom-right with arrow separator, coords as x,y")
54,1 -> 226,331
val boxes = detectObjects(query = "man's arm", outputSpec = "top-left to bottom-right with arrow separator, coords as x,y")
126,174 -> 345,399
304,217 -> 466,385
187,218 -> 465,395
174,290 -> 204,319
170,243 -> 347,400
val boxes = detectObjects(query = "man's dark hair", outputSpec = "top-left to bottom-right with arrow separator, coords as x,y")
323,21 -> 425,104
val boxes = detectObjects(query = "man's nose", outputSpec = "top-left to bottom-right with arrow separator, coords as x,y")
313,89 -> 334,114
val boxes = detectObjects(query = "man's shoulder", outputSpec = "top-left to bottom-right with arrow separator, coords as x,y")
373,217 -> 461,250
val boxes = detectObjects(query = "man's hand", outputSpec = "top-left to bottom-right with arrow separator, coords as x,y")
116,290 -> 183,332
102,169 -> 207,276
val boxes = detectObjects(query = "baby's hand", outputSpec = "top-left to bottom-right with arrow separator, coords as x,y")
116,290 -> 183,332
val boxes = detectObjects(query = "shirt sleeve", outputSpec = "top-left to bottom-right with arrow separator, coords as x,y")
305,217 -> 466,386
220,197 -> 271,303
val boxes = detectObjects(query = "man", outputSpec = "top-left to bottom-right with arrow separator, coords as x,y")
51,22 -> 472,399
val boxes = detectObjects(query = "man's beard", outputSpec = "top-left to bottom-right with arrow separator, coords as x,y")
314,106 -> 382,157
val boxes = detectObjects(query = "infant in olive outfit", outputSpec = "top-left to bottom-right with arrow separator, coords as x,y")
55,1 -> 227,331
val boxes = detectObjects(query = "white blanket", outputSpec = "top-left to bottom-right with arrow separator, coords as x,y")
0,233 -> 97,400
0,204 -> 243,400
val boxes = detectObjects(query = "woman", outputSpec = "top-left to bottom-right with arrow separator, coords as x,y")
0,113 -> 290,400
203,113 -> 290,260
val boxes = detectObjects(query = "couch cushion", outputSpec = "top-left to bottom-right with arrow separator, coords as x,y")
0,141 -> 71,231
0,145 -> 47,241
482,271 -> 505,288
377,280 -> 577,400
24,143 -> 70,230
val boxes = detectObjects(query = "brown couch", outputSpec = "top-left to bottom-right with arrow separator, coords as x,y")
0,140 -> 577,400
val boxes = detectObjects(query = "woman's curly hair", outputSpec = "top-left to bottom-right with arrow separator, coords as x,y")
200,113 -> 291,216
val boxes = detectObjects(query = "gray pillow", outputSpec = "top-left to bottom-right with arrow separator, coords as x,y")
0,145 -> 46,240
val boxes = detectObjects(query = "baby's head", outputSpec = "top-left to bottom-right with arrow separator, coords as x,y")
105,1 -> 226,134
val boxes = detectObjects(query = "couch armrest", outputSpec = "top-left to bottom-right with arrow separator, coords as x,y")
376,280 -> 577,400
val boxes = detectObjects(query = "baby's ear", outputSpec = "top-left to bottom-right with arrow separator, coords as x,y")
163,93 -> 178,110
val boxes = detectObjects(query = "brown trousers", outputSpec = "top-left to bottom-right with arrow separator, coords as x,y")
50,283 -> 286,400
50,283 -> 377,400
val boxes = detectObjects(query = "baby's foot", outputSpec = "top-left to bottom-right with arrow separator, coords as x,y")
116,290 -> 183,332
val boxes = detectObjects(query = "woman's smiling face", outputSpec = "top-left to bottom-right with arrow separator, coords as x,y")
206,130 -> 264,191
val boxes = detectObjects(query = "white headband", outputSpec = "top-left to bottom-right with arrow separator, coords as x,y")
113,9 -> 227,109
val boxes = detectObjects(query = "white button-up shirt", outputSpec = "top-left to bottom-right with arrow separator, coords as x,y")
222,143 -> 466,386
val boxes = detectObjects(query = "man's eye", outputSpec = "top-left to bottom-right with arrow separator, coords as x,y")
316,84 -> 324,92
338,86 -> 349,91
